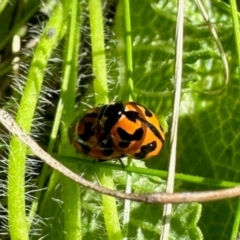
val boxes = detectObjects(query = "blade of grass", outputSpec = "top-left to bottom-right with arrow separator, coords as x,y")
7,2 -> 65,239
88,0 -> 108,104
59,0 -> 81,239
56,155 -> 240,188
160,0 -> 184,239
121,0 -> 134,101
88,0 -> 122,239
121,0 -> 134,238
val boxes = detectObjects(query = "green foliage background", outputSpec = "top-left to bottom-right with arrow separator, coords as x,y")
0,0 -> 239,239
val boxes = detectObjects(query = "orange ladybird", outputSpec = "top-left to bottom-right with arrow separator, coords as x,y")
98,102 -> 165,159
69,107 -> 125,160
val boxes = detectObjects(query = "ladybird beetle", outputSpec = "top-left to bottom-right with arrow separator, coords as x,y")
69,107 -> 125,160
98,102 -> 165,159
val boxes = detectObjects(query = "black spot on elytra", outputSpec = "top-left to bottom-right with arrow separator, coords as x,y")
101,102 -> 124,130
118,141 -> 131,148
146,121 -> 163,141
144,108 -> 153,117
98,136 -> 114,149
136,116 -> 164,143
124,111 -> 139,122
79,143 -> 92,155
79,121 -> 94,141
134,141 -> 157,159
118,127 -> 143,141
102,148 -> 115,157
130,102 -> 152,118
117,127 -> 144,148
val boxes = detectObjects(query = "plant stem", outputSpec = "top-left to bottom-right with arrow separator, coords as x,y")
60,0 -> 82,239
7,2 -> 64,239
88,0 -> 122,239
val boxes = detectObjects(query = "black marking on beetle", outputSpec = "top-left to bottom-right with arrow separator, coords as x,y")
117,127 -> 143,141
117,127 -> 144,149
99,102 -> 124,131
121,106 -> 164,144
144,108 -> 153,117
128,102 -> 153,118
98,136 -> 114,149
79,143 -> 92,155
118,140 -> 131,148
97,104 -> 107,120
123,111 -> 139,122
134,141 -> 157,159
79,121 -> 94,141
135,115 -> 164,143
102,148 -> 115,157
